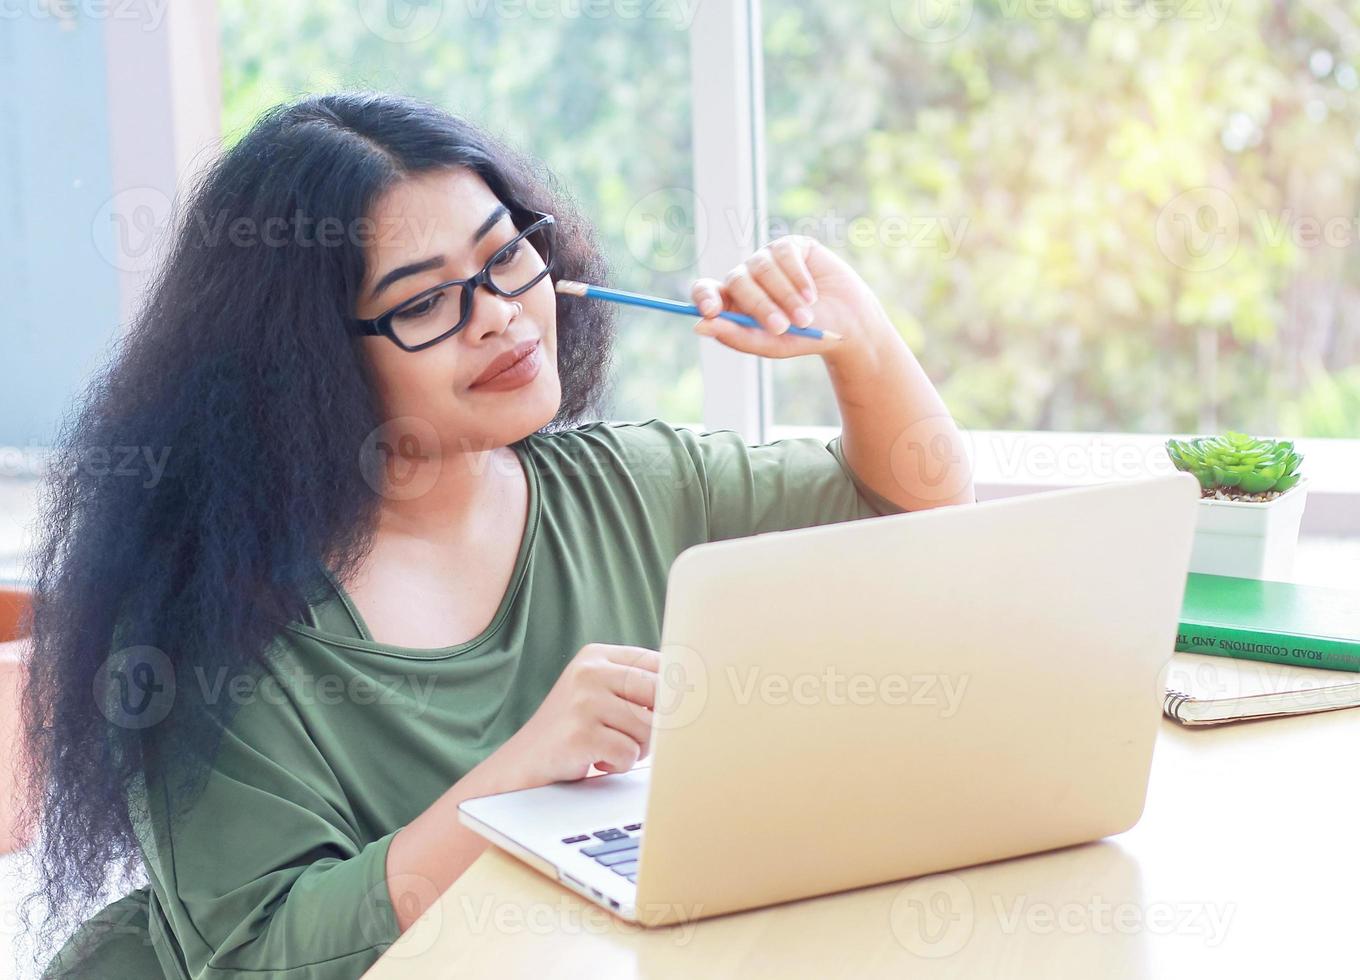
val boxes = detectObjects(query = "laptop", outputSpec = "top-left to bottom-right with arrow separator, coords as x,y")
459,472 -> 1201,927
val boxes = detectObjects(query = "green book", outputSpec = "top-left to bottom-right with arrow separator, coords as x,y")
1176,573 -> 1360,673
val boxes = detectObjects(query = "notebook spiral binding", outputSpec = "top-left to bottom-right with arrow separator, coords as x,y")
1163,689 -> 1191,720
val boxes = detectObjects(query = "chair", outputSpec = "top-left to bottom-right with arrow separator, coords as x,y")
0,586 -> 34,853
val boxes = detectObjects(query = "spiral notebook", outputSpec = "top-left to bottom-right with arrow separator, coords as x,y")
1163,651 -> 1360,726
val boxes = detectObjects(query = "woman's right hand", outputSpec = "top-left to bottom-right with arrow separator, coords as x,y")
386,643 -> 658,930
497,642 -> 659,786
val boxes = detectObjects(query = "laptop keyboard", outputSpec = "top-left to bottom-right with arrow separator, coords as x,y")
562,823 -> 644,883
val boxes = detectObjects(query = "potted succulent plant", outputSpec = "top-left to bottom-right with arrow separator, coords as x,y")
1165,431 -> 1307,579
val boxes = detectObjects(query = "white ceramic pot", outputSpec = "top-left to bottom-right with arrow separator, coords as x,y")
1186,478 -> 1309,580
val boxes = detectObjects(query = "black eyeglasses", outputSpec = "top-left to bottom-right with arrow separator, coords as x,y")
354,209 -> 556,352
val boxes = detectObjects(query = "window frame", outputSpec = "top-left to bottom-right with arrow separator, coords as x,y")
770,424 -> 1360,535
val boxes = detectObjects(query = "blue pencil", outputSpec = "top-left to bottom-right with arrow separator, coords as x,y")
555,279 -> 841,342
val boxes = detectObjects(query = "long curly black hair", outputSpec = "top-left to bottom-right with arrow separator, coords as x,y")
19,90 -> 615,958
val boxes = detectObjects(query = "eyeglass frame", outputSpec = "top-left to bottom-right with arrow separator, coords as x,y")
353,208 -> 557,352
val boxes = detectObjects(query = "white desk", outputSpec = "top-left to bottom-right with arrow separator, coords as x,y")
364,698 -> 1360,979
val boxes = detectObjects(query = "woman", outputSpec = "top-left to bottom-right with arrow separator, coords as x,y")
24,91 -> 973,978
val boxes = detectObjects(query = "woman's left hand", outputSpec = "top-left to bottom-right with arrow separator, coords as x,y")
690,235 -> 890,363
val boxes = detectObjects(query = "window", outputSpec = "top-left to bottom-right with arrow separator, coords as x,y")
104,0 -> 1360,525
761,0 -> 1360,439
219,0 -> 703,423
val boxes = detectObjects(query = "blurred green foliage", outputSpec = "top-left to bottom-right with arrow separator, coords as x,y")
766,0 -> 1360,436
221,0 -> 1360,436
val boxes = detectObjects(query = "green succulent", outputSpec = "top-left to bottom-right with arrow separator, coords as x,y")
1165,431 -> 1304,495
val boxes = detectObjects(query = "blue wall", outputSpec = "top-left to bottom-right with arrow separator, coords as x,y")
0,13 -> 121,448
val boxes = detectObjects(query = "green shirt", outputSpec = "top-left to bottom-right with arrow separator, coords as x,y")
44,418 -> 906,979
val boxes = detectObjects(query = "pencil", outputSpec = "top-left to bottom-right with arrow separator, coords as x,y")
555,279 -> 841,342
